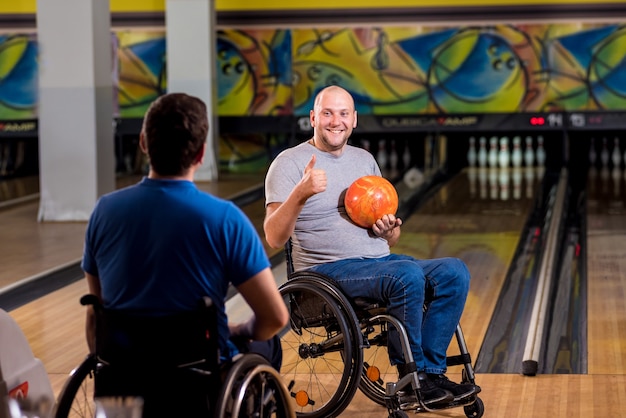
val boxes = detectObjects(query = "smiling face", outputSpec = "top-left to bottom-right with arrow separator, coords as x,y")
310,86 -> 358,155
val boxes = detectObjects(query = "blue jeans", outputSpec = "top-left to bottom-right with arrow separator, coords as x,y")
308,254 -> 470,375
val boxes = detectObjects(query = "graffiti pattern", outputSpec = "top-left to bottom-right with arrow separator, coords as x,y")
2,22 -> 626,121
0,35 -> 37,120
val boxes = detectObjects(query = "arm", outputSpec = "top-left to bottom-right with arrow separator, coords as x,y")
84,272 -> 102,354
229,267 -> 289,341
264,154 -> 326,249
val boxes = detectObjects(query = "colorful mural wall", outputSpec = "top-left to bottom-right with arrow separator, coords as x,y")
1,21 -> 625,173
2,22 -> 626,122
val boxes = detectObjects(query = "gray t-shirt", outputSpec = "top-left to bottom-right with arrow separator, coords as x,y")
265,140 -> 391,272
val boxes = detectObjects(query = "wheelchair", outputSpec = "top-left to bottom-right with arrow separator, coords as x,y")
52,294 -> 294,418
278,243 -> 484,418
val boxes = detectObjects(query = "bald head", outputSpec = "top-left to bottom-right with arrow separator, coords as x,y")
314,86 -> 355,112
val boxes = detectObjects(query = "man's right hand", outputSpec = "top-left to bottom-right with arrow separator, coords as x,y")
299,154 -> 327,199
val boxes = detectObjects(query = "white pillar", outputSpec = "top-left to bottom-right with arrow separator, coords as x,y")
166,0 -> 219,181
36,0 -> 115,221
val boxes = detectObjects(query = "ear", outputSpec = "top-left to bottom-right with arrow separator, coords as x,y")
353,110 -> 358,128
194,142 -> 206,165
139,132 -> 148,154
310,109 -> 315,128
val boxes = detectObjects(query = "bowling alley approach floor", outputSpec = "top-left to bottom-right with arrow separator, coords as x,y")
0,173 -> 269,291
10,257 -> 626,417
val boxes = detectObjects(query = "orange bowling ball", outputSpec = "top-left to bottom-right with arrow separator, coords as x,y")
344,175 -> 398,228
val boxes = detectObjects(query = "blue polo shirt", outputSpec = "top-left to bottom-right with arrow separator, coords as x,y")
82,177 -> 270,357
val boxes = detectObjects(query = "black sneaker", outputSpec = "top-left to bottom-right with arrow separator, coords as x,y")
427,374 -> 479,401
398,372 -> 453,409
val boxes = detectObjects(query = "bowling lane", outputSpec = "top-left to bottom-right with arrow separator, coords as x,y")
394,166 -> 543,358
586,164 -> 626,375
0,175 -> 39,207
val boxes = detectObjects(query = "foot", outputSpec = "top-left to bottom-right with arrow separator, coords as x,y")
398,372 -> 453,409
427,373 -> 479,402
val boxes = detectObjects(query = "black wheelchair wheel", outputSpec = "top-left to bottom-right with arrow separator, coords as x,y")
216,353 -> 294,418
52,354 -> 98,418
464,396 -> 485,418
279,277 -> 362,418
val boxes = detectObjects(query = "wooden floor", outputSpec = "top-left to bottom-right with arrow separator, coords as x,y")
0,174 -> 275,290
3,166 -> 626,417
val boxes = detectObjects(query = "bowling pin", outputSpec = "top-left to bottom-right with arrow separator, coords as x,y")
524,136 -> 534,167
498,137 -> 510,168
536,135 -> 546,167
489,167 -> 498,200
488,136 -> 498,168
600,137 -> 609,167
512,167 -> 522,200
499,168 -> 510,201
511,136 -> 522,168
402,140 -> 411,169
612,137 -> 621,168
377,139 -> 387,170
478,137 -> 488,168
478,167 -> 488,199
361,139 -> 370,152
467,136 -> 477,167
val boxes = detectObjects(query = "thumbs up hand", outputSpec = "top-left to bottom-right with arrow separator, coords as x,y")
299,155 -> 327,199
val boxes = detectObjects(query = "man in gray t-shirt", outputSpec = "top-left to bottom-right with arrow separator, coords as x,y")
264,85 -> 479,408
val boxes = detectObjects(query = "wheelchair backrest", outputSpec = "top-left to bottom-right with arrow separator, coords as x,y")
81,294 -> 219,370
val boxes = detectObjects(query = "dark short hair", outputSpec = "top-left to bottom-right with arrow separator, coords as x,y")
142,93 -> 209,176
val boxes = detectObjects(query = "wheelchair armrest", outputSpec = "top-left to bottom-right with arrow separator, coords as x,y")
80,294 -> 101,309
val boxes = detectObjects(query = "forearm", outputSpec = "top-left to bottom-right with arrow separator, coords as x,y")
264,191 -> 308,248
234,270 -> 290,341
85,307 -> 96,354
84,272 -> 102,353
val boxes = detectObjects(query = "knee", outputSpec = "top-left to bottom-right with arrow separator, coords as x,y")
446,257 -> 471,293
